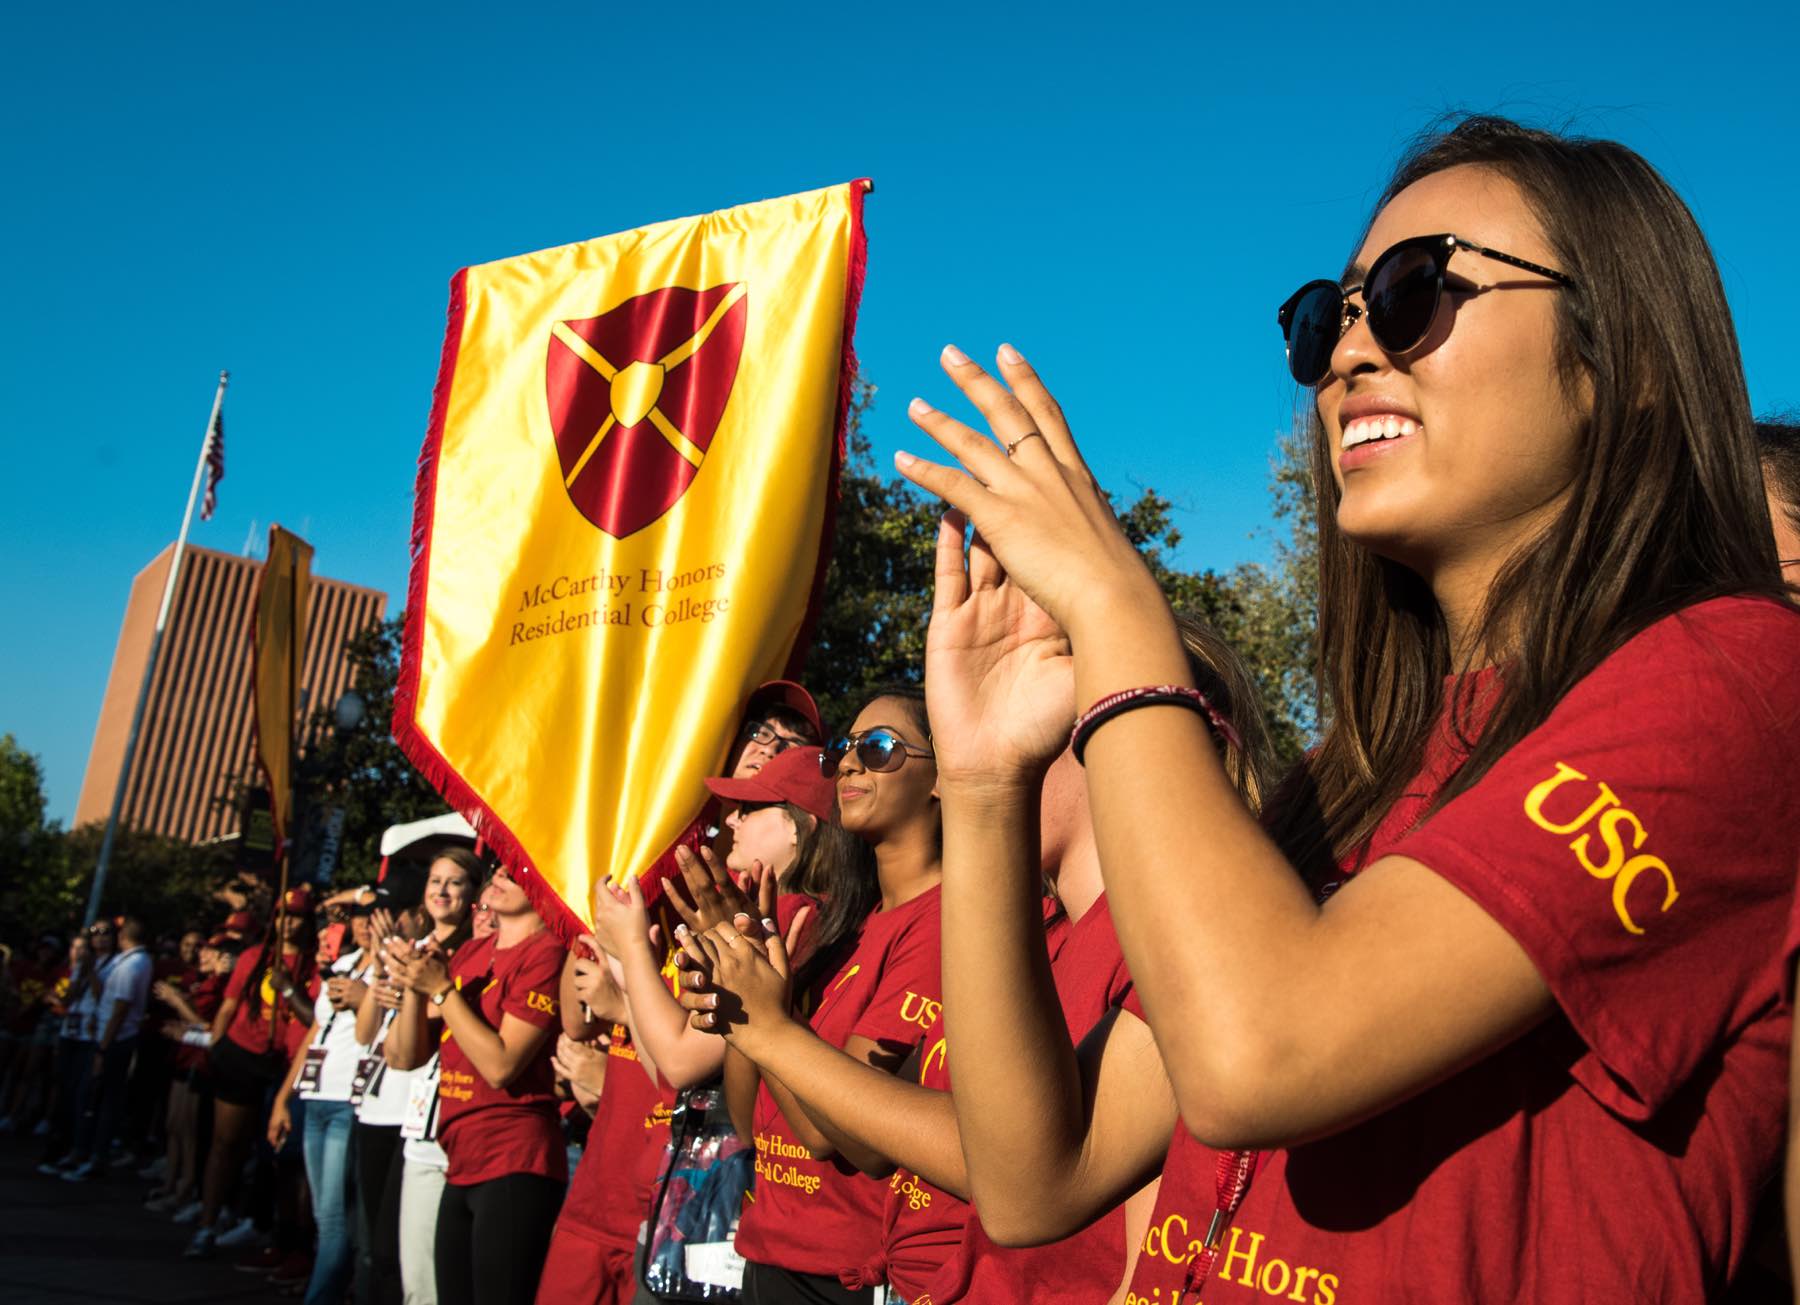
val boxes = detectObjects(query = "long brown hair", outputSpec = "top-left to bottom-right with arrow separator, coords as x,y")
1173,611 -> 1274,810
1267,115 -> 1785,877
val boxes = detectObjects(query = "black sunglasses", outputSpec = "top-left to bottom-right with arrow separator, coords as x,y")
740,720 -> 807,755
820,728 -> 934,778
1278,233 -> 1577,386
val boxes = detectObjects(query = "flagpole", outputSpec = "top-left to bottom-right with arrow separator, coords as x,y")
84,370 -> 230,926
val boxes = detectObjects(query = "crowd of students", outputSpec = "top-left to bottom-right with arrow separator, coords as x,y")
4,112 -> 1800,1304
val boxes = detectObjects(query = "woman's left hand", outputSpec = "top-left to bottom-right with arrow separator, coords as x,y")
388,943 -> 450,999
681,919 -> 793,1052
896,346 -> 1165,643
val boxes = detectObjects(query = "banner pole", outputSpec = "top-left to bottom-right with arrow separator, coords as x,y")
84,370 -> 229,926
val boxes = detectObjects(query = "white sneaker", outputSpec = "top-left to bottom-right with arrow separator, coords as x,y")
215,1216 -> 262,1249
61,1159 -> 100,1182
34,1159 -> 67,1177
138,1156 -> 167,1180
183,1228 -> 216,1259
31,1119 -> 50,1136
171,1199 -> 206,1224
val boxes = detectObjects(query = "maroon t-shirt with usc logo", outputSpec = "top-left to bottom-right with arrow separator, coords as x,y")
921,895 -> 1136,1305
1127,596 -> 1800,1305
223,945 -> 319,1058
438,928 -> 566,1187
734,884 -> 944,1279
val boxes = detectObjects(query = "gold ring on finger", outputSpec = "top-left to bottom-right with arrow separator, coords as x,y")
1005,431 -> 1046,458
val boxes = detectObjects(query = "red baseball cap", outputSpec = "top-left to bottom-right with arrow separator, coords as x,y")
281,884 -> 315,914
746,680 -> 822,742
704,746 -> 836,824
222,911 -> 257,935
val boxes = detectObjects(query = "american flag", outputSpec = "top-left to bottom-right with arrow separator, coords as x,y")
200,407 -> 225,521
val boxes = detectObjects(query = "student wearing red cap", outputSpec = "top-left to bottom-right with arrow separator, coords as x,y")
681,686 -> 942,1305
538,682 -> 828,1305
388,862 -> 565,1305
185,886 -> 319,1258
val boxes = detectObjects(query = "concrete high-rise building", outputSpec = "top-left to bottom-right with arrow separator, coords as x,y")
76,543 -> 387,843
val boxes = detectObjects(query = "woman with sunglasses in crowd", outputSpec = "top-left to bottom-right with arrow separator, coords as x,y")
387,861 -> 564,1305
536,683 -> 824,1305
894,115 -> 1799,1303
682,686 -> 942,1305
686,619 -> 1270,1304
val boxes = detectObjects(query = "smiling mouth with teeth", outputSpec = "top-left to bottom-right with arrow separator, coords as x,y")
1340,414 -> 1420,450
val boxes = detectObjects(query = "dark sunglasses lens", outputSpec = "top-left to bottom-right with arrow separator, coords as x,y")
1282,283 -> 1341,385
856,732 -> 905,772
1365,243 -> 1443,354
820,739 -> 851,777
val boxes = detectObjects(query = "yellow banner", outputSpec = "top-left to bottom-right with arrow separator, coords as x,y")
396,181 -> 868,933
254,524 -> 313,848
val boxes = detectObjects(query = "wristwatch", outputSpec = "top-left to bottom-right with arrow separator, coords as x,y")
430,986 -> 452,1008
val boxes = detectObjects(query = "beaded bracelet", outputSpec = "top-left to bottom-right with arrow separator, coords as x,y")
1069,684 -> 1241,765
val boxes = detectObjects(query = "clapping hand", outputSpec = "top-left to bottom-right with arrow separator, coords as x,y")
675,917 -> 791,1051
897,347 -> 1166,648
669,846 -> 764,937
550,1031 -> 609,1107
592,876 -> 652,962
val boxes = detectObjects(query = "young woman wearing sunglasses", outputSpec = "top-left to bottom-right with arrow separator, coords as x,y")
895,115 -> 1798,1303
687,687 -> 943,1305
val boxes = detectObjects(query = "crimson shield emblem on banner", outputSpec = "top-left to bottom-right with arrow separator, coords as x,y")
545,283 -> 748,538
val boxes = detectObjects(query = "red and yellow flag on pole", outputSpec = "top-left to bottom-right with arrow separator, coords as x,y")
395,181 -> 869,937
253,524 -> 313,853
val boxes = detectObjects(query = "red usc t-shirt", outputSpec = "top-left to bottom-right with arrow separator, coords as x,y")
875,900 -> 1069,1301
558,1017 -> 667,1251
926,894 -> 1137,1304
175,973 -> 225,1072
558,893 -> 821,1251
1126,596 -> 1800,1305
734,884 -> 944,1279
223,946 -> 319,1058
437,928 -> 567,1187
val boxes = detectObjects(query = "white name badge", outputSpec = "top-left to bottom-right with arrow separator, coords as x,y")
683,1242 -> 745,1290
400,1070 -> 436,1139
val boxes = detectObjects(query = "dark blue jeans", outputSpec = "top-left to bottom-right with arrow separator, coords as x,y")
71,1037 -> 138,1163
41,1037 -> 92,1162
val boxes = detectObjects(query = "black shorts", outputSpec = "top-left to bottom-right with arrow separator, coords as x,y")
208,1036 -> 283,1107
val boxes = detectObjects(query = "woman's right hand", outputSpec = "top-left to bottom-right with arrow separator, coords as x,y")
591,876 -> 651,961
268,1099 -> 293,1149
924,511 -> 1077,787
551,1032 -> 609,1100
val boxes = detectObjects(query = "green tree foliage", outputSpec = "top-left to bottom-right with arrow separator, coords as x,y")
801,384 -> 941,732
0,734 -> 232,937
292,617 -> 448,883
805,387 -> 1320,759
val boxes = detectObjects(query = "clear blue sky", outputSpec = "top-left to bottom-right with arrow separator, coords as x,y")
3,2 -> 1795,825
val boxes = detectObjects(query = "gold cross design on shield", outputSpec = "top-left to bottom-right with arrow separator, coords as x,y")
548,282 -> 750,489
